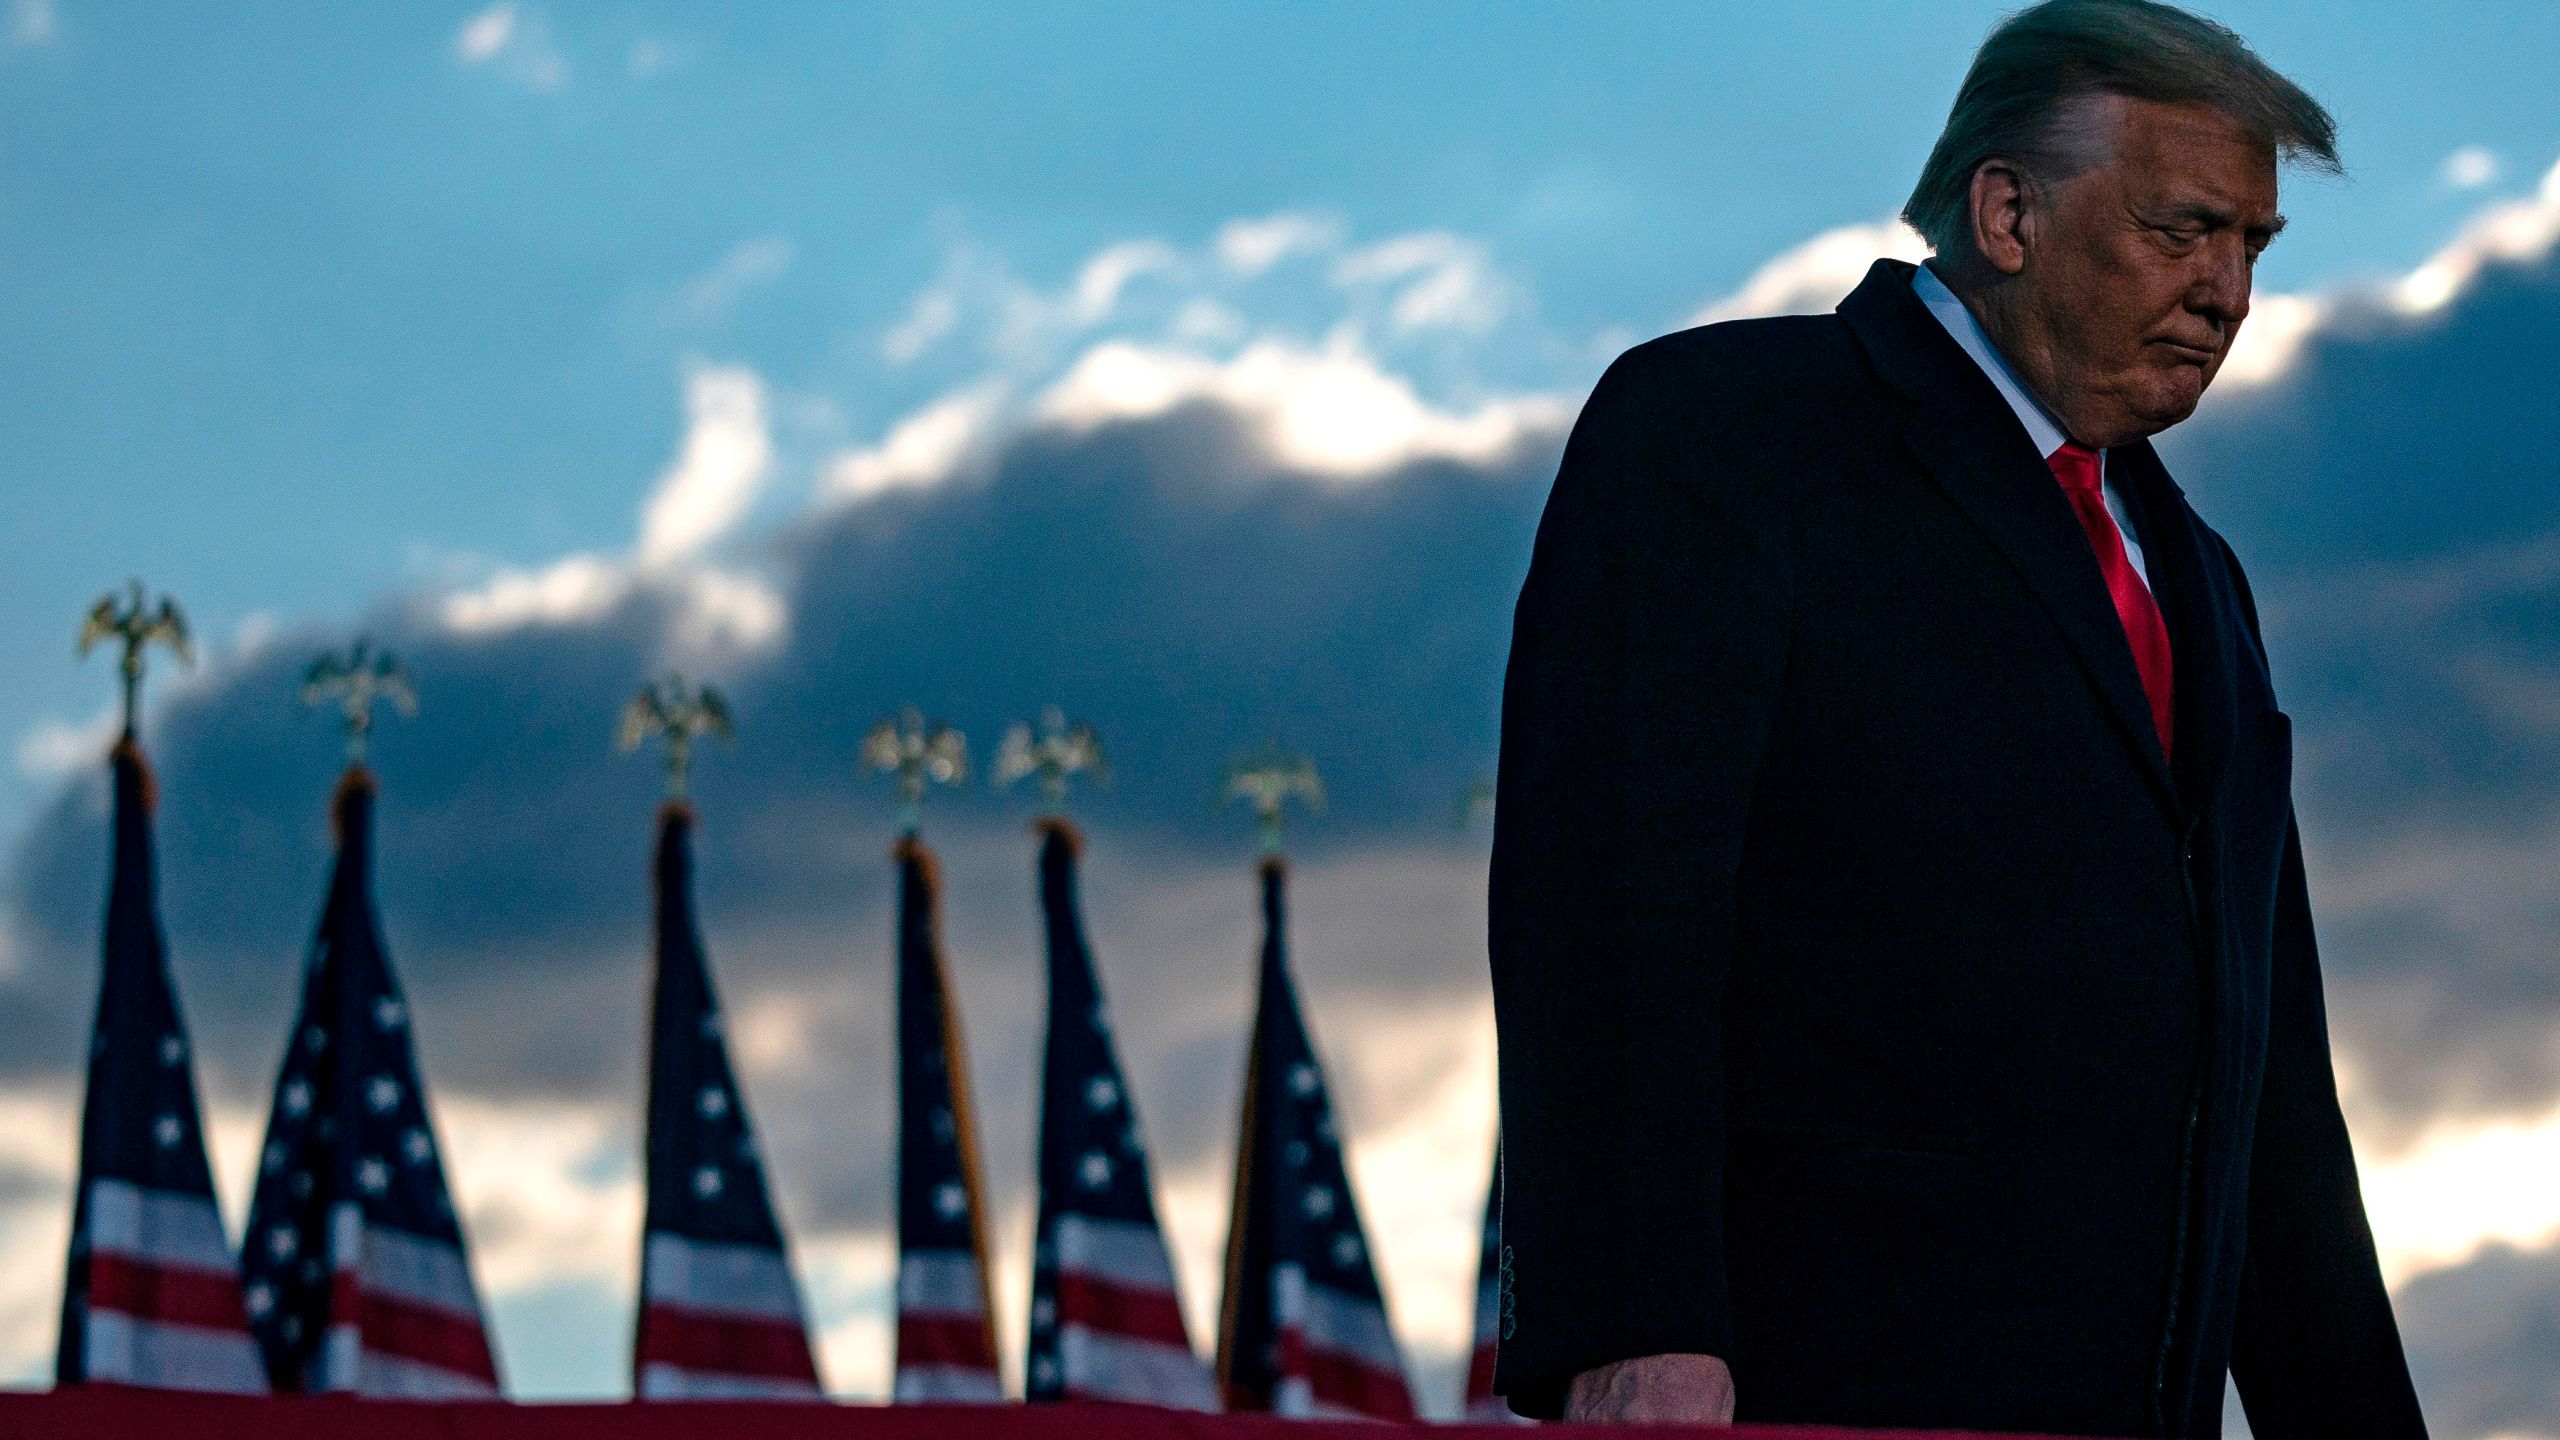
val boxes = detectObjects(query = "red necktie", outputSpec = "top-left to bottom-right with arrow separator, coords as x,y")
2048,442 -> 2175,761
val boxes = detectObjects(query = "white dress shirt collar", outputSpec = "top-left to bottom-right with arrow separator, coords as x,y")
1908,261 -> 2152,586
1911,261 -> 2075,459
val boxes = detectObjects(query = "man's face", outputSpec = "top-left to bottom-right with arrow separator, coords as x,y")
2015,96 -> 2283,447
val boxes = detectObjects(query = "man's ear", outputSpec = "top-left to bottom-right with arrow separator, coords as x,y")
1966,160 -> 2033,277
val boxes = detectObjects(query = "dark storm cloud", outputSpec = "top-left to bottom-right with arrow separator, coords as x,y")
2160,252 -> 2560,1139
0,394 -> 1539,1227
2168,259 -> 2560,825
8,234 -> 2560,1199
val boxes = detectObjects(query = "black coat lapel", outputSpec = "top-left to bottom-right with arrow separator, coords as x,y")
2111,441 -> 2238,816
1837,260 -> 2179,817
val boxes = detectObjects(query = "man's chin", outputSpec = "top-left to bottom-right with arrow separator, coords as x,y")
2128,371 -> 2208,434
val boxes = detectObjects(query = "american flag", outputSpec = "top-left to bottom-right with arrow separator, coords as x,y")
1462,1148 -> 1525,1423
56,737 -> 264,1392
1024,820 -> 1217,1410
633,804 -> 824,1399
238,768 -> 500,1398
1216,857 -> 1414,1420
892,836 -> 1004,1402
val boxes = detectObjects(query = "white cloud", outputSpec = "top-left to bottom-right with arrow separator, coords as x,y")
881,226 -> 1322,372
1216,210 -> 1344,276
1333,232 -> 1510,337
877,244 -> 1039,366
2392,154 -> 2560,316
435,1098 -> 638,1297
1330,232 -> 1457,286
1066,240 -> 1181,327
886,237 -> 1187,370
881,282 -> 961,366
878,212 -> 1551,413
1035,328 -> 1572,480
666,566 -> 786,658
2366,1097 -> 2560,1288
451,3 -> 568,92
801,1232 -> 894,1397
0,1091 -> 75,1382
677,236 -> 795,320
2216,153 -> 2560,387
2214,289 -> 2326,388
1686,216 -> 1932,327
229,609 -> 281,659
822,382 -> 1008,504
880,238 -> 1152,366
1677,159 -> 2560,397
636,364 -> 772,568
1321,997 -> 1498,1374
6,0 -> 55,49
626,35 -> 679,79
443,364 -> 785,658
14,705 -> 117,782
453,3 -> 515,62
2441,145 -> 2501,192
1168,297 -> 1246,347
442,548 -> 783,661
441,553 -> 626,635
845,215 -> 1571,502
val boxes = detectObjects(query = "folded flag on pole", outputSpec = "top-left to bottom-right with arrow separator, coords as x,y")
892,835 -> 1005,1402
634,803 -> 824,1398
1216,855 -> 1414,1421
238,767 -> 499,1397
1025,819 -> 1217,1410
621,680 -> 822,1399
1462,1148 -> 1524,1423
56,736 -> 263,1393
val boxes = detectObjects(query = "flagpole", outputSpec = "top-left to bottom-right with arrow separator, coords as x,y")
995,709 -> 1105,1346
621,677 -> 825,1399
870,708 -> 1006,1401
59,583 -> 261,1394
246,644 -> 502,1397
918,842 -> 1003,1385
999,712 -> 1216,1407
1212,741 -> 1321,1410
1212,995 -> 1267,1409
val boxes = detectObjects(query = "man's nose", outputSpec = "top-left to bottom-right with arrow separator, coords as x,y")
2190,236 -> 2253,325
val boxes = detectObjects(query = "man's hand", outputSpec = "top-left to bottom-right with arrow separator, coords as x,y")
1564,1353 -> 1738,1425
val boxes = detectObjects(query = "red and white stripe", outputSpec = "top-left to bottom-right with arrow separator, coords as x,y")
1050,1214 -> 1216,1410
1461,1269 -> 1522,1422
894,1250 -> 1003,1402
317,1203 -> 499,1398
1268,1263 -> 1413,1421
76,1178 -> 263,1392
636,1232 -> 822,1399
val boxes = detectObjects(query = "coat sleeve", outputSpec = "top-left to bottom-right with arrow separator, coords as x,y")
2228,817 -> 2428,1437
1486,336 -> 1792,1417
2221,539 -> 2429,1438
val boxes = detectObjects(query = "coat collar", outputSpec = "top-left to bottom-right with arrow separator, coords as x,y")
1837,258 -> 2200,818
2109,440 -> 2240,818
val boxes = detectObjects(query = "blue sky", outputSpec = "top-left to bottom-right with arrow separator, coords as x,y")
6,2 -> 2560,1429
6,1 -> 2557,832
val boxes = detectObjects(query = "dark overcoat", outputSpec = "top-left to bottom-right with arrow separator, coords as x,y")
1488,260 -> 2427,1438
